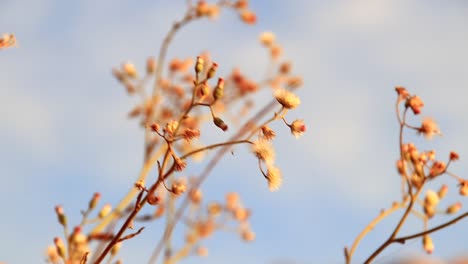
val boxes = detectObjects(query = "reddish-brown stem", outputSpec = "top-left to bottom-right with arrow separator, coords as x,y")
94,190 -> 145,264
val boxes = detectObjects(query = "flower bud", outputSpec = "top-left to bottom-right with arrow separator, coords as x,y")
450,151 -> 460,161
406,95 -> 424,115
213,117 -> 228,131
446,202 -> 462,214
98,204 -> 112,218
459,180 -> 468,196
290,119 -> 306,139
437,185 -> 448,199
213,77 -> 224,100
423,235 -> 434,254
171,179 -> 187,195
89,192 -> 101,210
425,190 -> 439,207
54,237 -> 66,259
122,62 -> 138,78
206,62 -> 218,79
55,205 -> 67,227
195,56 -> 204,75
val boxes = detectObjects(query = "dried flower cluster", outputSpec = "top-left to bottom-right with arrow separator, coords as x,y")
344,86 -> 468,264
45,1 -> 305,263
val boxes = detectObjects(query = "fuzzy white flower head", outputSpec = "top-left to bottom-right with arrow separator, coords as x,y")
274,89 -> 300,109
266,165 -> 282,191
251,139 -> 275,165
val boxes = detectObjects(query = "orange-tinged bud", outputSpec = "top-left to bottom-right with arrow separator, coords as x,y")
239,10 -> 256,25
89,192 -> 101,210
55,205 -> 67,226
241,230 -> 255,242
213,77 -> 224,100
406,95 -> 424,115
446,202 -> 462,214
213,117 -> 228,131
206,62 -> 218,79
437,185 -> 448,199
423,235 -> 434,254
459,180 -> 468,196
450,151 -> 460,161
54,237 -> 66,259
122,62 -> 138,78
195,56 -> 204,75
98,204 -> 112,218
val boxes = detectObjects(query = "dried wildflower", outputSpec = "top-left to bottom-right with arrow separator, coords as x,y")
274,89 -> 300,109
395,85 -> 409,100
418,117 -> 441,139
89,192 -> 101,210
437,184 -> 448,199
239,10 -> 256,25
450,151 -> 460,161
406,95 -> 424,115
165,120 -> 179,136
98,204 -> 112,218
122,62 -> 138,78
261,125 -> 276,141
429,161 -> 446,178
428,150 -> 436,161
146,56 -> 156,74
251,140 -> 275,164
290,119 -> 306,138
0,33 -> 17,49
182,128 -> 201,141
213,117 -> 228,131
241,229 -> 255,242
446,202 -> 462,214
172,178 -> 187,195
259,31 -> 275,47
266,165 -> 282,191
174,157 -> 187,171
459,180 -> 468,196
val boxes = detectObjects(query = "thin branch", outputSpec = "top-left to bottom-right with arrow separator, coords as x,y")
94,190 -> 145,264
394,212 -> 468,243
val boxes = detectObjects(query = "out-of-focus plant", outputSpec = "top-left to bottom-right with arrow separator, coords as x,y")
344,87 -> 468,263
45,1 -> 305,264
0,33 -> 17,50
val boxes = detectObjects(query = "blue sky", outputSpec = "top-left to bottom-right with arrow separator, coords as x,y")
1,1 -> 468,263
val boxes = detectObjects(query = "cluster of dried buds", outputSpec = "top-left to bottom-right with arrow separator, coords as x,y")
47,1 -> 305,263
395,86 -> 467,254
47,193 -> 126,264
